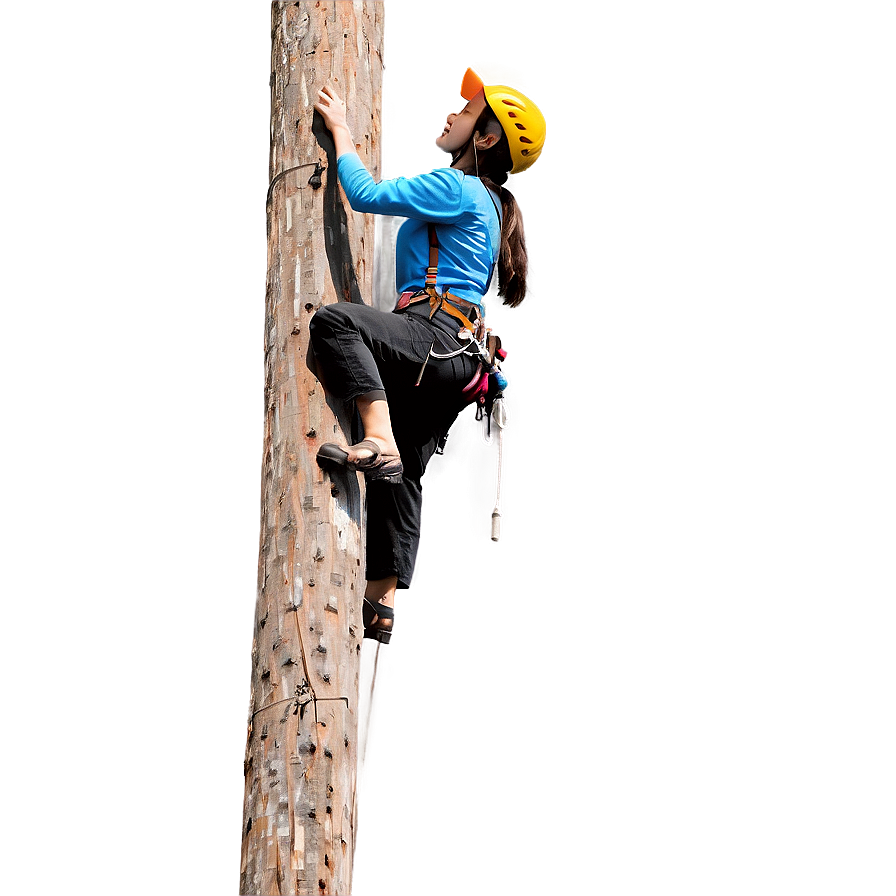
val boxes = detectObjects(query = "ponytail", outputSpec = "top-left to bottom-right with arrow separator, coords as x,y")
474,108 -> 529,307
481,178 -> 527,307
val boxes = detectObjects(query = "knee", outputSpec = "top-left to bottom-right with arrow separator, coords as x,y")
308,304 -> 338,344
309,303 -> 361,351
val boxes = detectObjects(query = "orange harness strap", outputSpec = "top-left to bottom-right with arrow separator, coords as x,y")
394,222 -> 487,347
424,224 -> 439,288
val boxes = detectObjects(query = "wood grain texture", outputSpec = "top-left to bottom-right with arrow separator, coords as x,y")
241,4 -> 384,894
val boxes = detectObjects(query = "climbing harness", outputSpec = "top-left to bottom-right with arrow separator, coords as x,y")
394,223 -> 508,412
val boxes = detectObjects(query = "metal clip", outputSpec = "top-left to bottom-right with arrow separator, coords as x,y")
482,411 -> 495,445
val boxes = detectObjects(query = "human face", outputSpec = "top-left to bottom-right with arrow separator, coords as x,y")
435,91 -> 487,155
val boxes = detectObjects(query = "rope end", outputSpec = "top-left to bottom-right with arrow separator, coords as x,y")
491,510 -> 501,542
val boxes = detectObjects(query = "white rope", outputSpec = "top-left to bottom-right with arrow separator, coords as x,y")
352,641 -> 381,850
491,397 -> 506,542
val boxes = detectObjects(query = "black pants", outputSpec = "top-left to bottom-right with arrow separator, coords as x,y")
308,301 -> 478,589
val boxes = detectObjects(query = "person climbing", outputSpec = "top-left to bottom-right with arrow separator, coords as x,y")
309,68 -> 545,644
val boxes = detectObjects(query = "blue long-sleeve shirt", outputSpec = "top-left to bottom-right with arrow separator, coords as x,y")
336,152 -> 501,308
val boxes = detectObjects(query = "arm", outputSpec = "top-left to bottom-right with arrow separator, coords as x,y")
314,85 -> 463,221
337,156 -> 463,219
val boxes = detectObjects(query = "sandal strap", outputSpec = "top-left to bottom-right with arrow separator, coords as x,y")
363,598 -> 394,619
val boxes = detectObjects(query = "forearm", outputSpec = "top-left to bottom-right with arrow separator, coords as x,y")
330,124 -> 356,160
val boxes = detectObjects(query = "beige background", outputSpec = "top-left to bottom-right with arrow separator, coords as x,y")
3,2 -> 894,894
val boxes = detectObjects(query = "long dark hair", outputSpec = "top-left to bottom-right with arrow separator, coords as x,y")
473,106 -> 528,307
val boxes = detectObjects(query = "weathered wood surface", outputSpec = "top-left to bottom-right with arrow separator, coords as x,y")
241,4 -> 384,894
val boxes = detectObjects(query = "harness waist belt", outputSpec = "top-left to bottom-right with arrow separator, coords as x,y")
394,289 -> 479,332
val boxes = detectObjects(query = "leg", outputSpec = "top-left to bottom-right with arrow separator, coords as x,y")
365,576 -> 398,603
308,302 -> 432,406
362,383 -> 462,586
310,304 -> 432,480
316,393 -> 404,482
311,305 -> 479,640
354,393 -> 399,458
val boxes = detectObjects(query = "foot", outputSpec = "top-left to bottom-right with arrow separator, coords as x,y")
344,437 -> 397,464
362,598 -> 394,644
316,438 -> 403,484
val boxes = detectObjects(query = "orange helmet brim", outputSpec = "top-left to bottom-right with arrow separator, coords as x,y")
460,68 -> 485,101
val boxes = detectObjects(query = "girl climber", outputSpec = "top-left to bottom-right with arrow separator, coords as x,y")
309,68 -> 545,644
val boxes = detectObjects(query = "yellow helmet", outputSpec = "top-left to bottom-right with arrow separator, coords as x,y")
460,68 -> 546,174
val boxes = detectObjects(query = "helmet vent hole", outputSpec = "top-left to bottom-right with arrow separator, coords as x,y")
519,136 -> 533,144
507,111 -> 518,118
514,123 -> 526,130
501,98 -> 524,109
520,148 -> 531,156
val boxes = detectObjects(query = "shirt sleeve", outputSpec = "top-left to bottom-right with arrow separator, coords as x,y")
336,152 -> 464,222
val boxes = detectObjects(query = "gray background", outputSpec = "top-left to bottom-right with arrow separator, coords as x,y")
0,0 -> 896,896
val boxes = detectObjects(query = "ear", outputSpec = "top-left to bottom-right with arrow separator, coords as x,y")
473,131 -> 500,151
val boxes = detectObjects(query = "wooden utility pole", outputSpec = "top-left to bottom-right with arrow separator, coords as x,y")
241,4 -> 384,894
